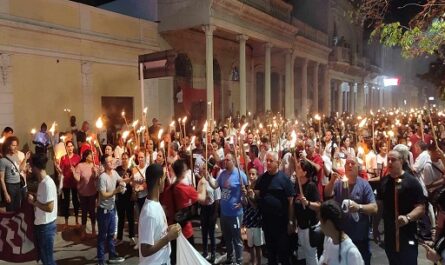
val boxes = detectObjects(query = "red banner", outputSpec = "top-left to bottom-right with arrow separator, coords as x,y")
0,202 -> 37,263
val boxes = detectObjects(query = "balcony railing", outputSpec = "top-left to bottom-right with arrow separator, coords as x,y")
330,47 -> 352,63
238,0 -> 292,22
292,19 -> 328,46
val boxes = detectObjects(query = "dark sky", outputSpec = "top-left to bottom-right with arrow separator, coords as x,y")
385,0 -> 427,25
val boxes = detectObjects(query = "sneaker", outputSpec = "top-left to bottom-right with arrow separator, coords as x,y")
108,256 -> 125,264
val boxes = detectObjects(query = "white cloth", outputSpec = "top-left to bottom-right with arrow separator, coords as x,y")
319,237 -> 364,265
365,151 -> 377,171
246,227 -> 265,248
297,227 -> 318,265
34,175 -> 58,225
376,154 -> 387,168
139,199 -> 171,265
176,233 -> 210,265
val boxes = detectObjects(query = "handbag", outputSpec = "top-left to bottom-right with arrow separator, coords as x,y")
172,183 -> 198,226
308,223 -> 324,248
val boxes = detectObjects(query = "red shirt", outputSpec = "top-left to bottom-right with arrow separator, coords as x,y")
308,153 -> 324,200
60,154 -> 81,189
248,158 -> 264,175
160,182 -> 198,239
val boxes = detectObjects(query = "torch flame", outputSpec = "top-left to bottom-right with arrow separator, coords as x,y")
202,121 -> 208,132
240,123 -> 249,135
182,116 -> 187,124
49,122 -> 57,136
358,118 -> 368,128
122,131 -> 130,140
290,130 -> 297,148
132,120 -> 139,128
31,128 -> 36,134
121,110 -> 125,117
60,135 -> 67,142
160,141 -> 165,149
314,114 -> 321,121
143,107 -> 148,114
86,136 -> 92,142
95,117 -> 103,129
170,121 -> 175,127
0,136 -> 5,144
157,128 -> 164,140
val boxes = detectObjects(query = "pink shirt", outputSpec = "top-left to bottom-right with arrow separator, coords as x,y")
75,162 -> 97,196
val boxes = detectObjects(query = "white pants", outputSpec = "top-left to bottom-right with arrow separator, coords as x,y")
297,227 -> 318,265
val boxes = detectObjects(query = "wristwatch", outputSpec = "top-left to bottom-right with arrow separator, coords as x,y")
406,215 -> 412,223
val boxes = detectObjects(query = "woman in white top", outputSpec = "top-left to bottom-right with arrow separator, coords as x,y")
132,151 -> 148,213
145,139 -> 157,166
319,200 -> 364,265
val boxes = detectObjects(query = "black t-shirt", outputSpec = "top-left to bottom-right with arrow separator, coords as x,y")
254,171 -> 295,223
294,181 -> 320,229
115,166 -> 133,201
377,172 -> 425,250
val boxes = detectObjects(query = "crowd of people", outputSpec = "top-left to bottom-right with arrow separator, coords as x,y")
1,107 -> 445,265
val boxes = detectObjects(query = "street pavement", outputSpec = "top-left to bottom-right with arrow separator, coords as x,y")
16,216 -> 431,265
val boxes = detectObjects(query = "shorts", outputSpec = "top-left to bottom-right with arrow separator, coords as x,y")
246,227 -> 264,247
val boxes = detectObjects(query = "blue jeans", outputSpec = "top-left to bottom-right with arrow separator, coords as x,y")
34,221 -> 57,265
220,214 -> 243,264
97,207 -> 117,263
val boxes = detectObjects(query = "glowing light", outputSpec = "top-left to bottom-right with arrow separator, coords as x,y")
182,116 -> 187,124
30,128 -> 36,134
290,130 -> 297,148
143,107 -> 148,114
240,123 -> 249,135
95,117 -> 103,129
157,128 -> 164,140
358,118 -> 368,128
122,131 -> 130,140
49,122 -> 57,136
132,120 -> 139,128
314,114 -> 321,121
0,136 -> 5,144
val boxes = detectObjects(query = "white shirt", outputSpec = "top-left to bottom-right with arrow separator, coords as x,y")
424,160 -> 444,186
324,141 -> 337,158
139,199 -> 171,265
35,175 -> 58,225
376,154 -> 387,168
365,151 -> 377,171
319,237 -> 364,265
114,145 -> 125,163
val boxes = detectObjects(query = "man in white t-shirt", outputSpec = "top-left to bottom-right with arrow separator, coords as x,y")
27,154 -> 57,265
139,164 -> 181,265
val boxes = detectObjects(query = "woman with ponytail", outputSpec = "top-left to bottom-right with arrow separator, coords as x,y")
319,200 -> 364,265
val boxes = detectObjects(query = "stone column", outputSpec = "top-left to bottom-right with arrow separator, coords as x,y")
265,43 -> 272,111
312,62 -> 319,113
203,25 -> 216,120
349,82 -> 355,113
0,54 -> 13,130
301,58 -> 308,119
321,64 -> 331,115
285,50 -> 295,119
336,80 -> 343,113
81,61 -> 93,122
237,34 -> 248,116
356,82 -> 365,114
